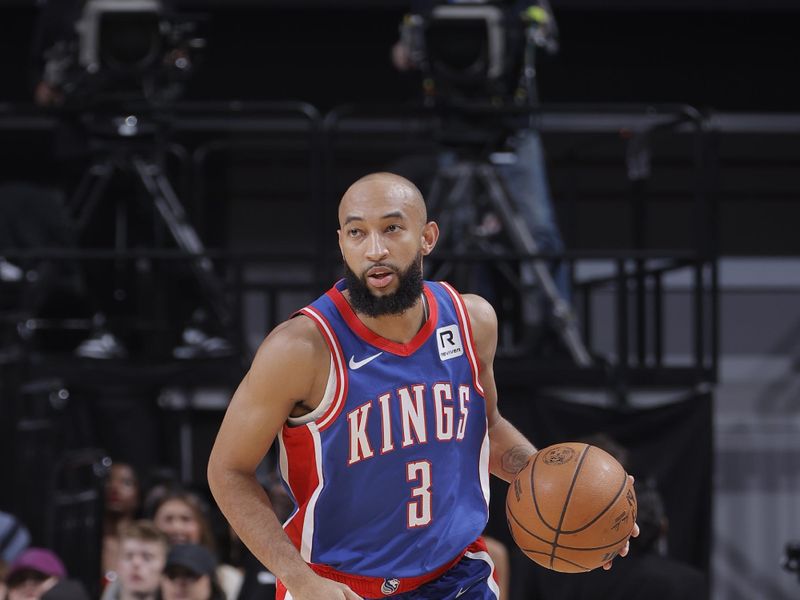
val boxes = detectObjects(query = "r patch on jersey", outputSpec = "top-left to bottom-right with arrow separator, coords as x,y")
436,324 -> 464,361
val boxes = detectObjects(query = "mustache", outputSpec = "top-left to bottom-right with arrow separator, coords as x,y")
362,263 -> 400,276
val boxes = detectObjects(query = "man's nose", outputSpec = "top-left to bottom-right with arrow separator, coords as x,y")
365,233 -> 388,260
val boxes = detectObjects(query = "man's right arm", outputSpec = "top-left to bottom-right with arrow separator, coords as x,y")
207,317 -> 361,600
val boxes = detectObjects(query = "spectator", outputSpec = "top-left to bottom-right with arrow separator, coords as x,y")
148,489 -> 242,600
148,489 -> 217,551
101,521 -> 167,600
4,548 -> 65,600
1,511 -> 31,567
0,513 -> 32,600
160,545 -> 225,600
103,463 -> 143,577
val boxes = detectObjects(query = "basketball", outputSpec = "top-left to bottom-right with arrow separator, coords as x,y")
506,442 -> 637,573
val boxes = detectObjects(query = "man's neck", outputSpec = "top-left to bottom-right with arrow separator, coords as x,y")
347,293 -> 428,344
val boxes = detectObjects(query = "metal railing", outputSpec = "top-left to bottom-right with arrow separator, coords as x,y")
0,101 -> 720,390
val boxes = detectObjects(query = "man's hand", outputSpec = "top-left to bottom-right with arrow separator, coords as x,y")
291,575 -> 362,600
602,475 -> 640,570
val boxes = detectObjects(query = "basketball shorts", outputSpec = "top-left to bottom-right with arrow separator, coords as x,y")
392,546 -> 500,599
277,540 -> 499,599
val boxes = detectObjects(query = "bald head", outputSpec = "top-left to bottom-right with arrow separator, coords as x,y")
339,172 -> 427,227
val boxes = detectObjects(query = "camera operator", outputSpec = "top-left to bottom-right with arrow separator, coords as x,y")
392,0 -> 571,346
30,0 -> 82,108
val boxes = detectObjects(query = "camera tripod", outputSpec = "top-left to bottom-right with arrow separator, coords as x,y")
68,119 -> 231,330
425,152 -> 592,366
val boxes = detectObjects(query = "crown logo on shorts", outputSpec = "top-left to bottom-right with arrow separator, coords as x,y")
381,578 -> 400,595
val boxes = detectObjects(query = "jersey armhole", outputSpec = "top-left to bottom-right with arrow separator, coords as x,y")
286,354 -> 335,427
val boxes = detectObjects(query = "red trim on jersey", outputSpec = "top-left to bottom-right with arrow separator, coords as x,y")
439,282 -> 485,397
294,306 -> 349,432
325,282 -> 439,356
275,538 -> 491,598
279,425 -> 318,553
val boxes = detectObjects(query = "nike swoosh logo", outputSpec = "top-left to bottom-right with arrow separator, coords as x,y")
455,587 -> 470,598
348,352 -> 383,370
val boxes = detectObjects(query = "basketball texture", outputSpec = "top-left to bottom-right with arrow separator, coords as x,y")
506,442 -> 637,573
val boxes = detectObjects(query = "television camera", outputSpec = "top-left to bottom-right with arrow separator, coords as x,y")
42,0 -> 205,108
400,0 -> 559,106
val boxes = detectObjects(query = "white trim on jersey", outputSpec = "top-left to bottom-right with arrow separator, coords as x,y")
299,306 -> 347,429
300,423 -> 324,562
464,550 -> 500,599
439,282 -> 485,396
479,423 -> 491,508
277,434 -> 298,529
287,354 -> 336,426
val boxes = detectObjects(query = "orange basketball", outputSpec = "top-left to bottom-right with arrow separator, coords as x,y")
506,442 -> 637,573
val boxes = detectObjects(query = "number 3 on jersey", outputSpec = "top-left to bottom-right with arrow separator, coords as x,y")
406,461 -> 432,528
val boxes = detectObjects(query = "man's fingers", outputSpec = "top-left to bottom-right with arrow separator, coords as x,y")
618,540 -> 630,557
631,522 -> 640,538
342,585 -> 363,600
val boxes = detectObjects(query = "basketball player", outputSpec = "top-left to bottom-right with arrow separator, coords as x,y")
207,172 -> 637,599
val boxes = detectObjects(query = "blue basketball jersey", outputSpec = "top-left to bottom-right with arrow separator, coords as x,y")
278,280 -> 490,583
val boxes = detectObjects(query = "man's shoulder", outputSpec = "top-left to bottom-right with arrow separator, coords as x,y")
255,314 -> 329,365
459,293 -> 498,329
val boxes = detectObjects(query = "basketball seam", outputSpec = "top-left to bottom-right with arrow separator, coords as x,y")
507,496 -> 631,551
529,450 -> 557,532
548,444 -> 591,569
505,498 -> 558,546
513,548 -> 592,572
559,470 -> 630,535
553,535 -> 633,552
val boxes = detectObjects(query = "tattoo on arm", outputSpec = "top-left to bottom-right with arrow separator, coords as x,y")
501,445 -> 534,476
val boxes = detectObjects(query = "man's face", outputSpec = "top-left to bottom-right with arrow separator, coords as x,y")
118,539 -> 166,596
338,177 -> 437,316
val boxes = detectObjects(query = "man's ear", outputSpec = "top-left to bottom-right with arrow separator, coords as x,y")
421,221 -> 439,256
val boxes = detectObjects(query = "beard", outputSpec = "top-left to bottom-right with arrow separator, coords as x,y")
343,252 -> 424,318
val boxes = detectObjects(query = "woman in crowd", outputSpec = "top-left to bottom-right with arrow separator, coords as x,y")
147,488 -> 242,600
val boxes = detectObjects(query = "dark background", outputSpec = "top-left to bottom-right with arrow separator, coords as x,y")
3,1 -> 800,256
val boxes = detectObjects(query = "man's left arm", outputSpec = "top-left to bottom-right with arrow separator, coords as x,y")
464,294 -> 639,567
462,294 -> 537,483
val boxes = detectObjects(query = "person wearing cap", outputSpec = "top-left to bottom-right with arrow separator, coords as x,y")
3,548 -> 65,600
160,545 -> 225,600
